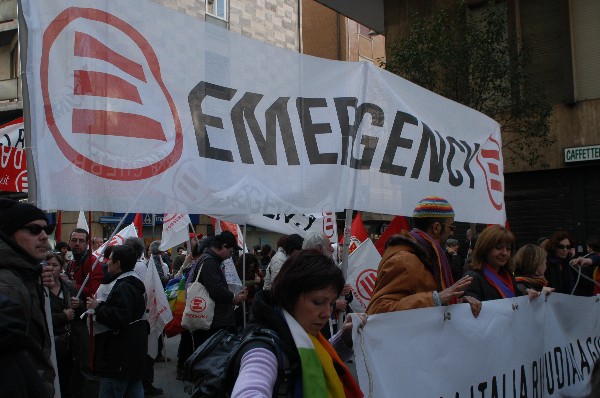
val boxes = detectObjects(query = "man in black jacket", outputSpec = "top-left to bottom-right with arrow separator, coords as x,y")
189,231 -> 247,350
86,245 -> 148,397
0,199 -> 56,397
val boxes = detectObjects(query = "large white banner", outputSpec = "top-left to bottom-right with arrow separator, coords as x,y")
353,294 -> 600,397
22,0 -> 505,224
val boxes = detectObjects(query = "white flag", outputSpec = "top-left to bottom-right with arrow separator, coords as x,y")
346,239 -> 381,312
92,223 -> 138,259
144,255 -> 173,335
159,213 -> 192,251
213,213 -> 338,243
77,210 -> 89,232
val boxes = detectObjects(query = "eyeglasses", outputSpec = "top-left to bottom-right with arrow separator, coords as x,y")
19,224 -> 55,236
558,244 -> 571,250
443,224 -> 456,232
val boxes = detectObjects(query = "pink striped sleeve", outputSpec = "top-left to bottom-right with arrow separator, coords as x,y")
231,347 -> 278,398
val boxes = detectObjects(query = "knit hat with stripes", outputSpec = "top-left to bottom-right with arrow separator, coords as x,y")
412,196 -> 455,218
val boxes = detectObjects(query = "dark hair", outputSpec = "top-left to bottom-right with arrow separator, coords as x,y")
102,245 -> 114,260
45,252 -> 64,267
272,249 -> 345,312
385,234 -> 405,249
262,244 -> 272,256
545,231 -> 574,256
413,217 -> 449,234
235,253 -> 260,280
196,236 -> 214,257
276,236 -> 287,249
587,236 -> 600,253
283,234 -> 304,255
110,245 -> 137,272
124,237 -> 145,259
55,241 -> 70,252
70,228 -> 89,241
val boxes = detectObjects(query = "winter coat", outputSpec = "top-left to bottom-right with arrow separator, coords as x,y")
366,235 -> 437,315
93,273 -> 148,379
463,268 -> 521,301
0,235 -> 55,396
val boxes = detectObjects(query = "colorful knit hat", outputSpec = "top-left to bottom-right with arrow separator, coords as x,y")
412,196 -> 455,218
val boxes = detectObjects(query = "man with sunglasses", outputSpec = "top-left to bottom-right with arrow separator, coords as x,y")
0,199 -> 56,397
367,196 -> 481,318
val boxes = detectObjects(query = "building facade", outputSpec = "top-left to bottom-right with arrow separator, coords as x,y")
318,0 -> 600,246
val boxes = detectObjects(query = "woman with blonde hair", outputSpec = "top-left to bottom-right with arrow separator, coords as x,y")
463,225 -> 520,301
514,244 -> 554,297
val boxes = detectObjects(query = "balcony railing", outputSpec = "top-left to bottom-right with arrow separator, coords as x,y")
0,78 -> 19,101
0,0 -> 17,23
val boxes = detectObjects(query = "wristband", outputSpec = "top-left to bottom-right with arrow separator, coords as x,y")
433,291 -> 442,307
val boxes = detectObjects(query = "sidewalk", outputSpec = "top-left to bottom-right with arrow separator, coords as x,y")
152,334 -> 190,398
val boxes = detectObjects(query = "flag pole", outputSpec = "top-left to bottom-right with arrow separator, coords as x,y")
75,182 -> 153,298
338,208 -> 353,328
242,223 -> 247,329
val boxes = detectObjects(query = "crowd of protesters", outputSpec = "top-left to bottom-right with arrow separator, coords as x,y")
1,196 -> 600,398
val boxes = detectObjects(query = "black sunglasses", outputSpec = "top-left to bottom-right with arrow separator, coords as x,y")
19,224 -> 55,236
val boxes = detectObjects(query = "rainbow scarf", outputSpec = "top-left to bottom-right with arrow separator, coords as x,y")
282,310 -> 363,398
515,275 -> 547,291
483,266 -> 516,298
409,229 -> 456,303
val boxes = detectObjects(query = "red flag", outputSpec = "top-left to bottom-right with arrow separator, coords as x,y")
55,210 -> 62,242
374,216 -> 410,255
339,212 -> 369,254
133,213 -> 143,238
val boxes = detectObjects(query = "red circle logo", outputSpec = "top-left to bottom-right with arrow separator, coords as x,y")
476,134 -> 504,211
40,8 -> 182,180
355,268 -> 377,301
190,297 -> 207,313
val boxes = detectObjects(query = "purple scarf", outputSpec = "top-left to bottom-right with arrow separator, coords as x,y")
409,229 -> 455,302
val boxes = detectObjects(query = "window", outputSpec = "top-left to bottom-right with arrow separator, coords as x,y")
206,0 -> 227,21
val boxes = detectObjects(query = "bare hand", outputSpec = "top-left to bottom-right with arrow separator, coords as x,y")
335,298 -> 347,312
63,308 -> 75,321
340,313 -> 367,346
569,257 -> 592,267
341,284 -> 352,296
459,295 -> 481,318
41,266 -> 55,288
86,294 -> 98,310
59,273 -> 69,283
70,297 -> 80,309
233,287 -> 248,304
439,275 -> 473,304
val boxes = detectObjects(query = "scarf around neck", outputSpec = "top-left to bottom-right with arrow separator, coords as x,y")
483,265 -> 516,298
515,275 -> 547,290
282,310 -> 363,398
409,229 -> 455,302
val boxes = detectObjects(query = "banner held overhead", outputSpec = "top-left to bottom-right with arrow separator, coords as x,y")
21,0 -> 504,224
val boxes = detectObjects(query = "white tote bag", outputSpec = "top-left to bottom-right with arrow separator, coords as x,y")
182,262 -> 215,331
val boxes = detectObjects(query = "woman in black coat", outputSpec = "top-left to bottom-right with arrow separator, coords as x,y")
463,225 -> 521,301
